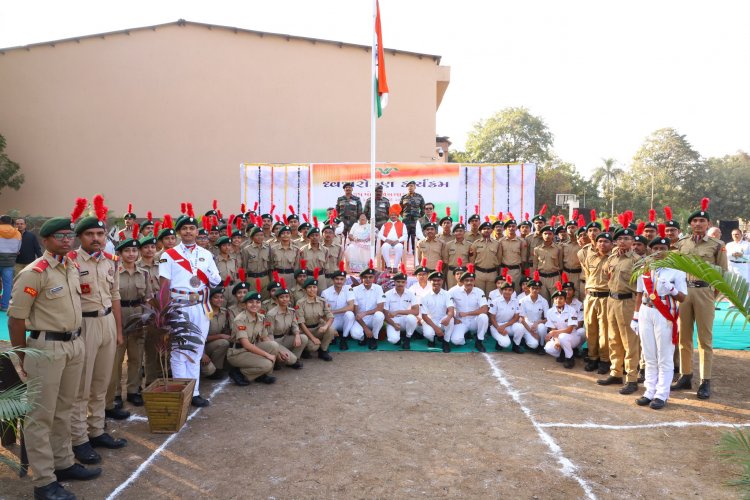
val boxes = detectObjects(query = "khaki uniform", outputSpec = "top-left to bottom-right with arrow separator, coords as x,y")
241,242 -> 272,300
70,248 -> 120,446
201,306 -> 231,376
582,250 -> 610,363
270,243 -> 299,292
469,238 -> 503,294
215,253 -> 240,306
297,295 -> 335,351
444,239 -> 471,289
291,285 -> 306,307
499,237 -> 525,292
533,243 -> 563,300
577,243 -> 594,298
526,233 -> 544,271
299,244 -> 329,292
137,258 -> 162,386
106,264 -> 151,409
323,242 -> 343,278
465,230 -> 482,244
561,240 -> 583,301
266,305 -> 307,361
605,250 -> 639,382
417,237 -> 444,270
438,233 -> 455,245
675,235 -> 728,379
226,311 -> 274,380
8,253 -> 84,487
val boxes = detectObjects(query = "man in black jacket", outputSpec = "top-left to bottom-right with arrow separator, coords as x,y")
14,217 -> 43,275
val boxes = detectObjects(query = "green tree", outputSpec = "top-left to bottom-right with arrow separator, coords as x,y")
536,157 -> 603,217
0,134 -> 24,194
591,158 -> 623,216
447,150 -> 471,163
703,151 -> 750,221
464,107 -> 554,164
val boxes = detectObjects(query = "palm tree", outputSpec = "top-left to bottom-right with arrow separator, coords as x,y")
591,158 -> 623,216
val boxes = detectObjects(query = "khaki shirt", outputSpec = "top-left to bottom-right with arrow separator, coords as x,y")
230,311 -> 267,346
499,237 -> 525,267
561,241 -> 582,271
417,238 -> 445,269
270,243 -> 299,272
299,244 -> 328,274
75,248 -> 120,312
533,243 -> 563,274
443,239 -> 471,269
297,296 -> 333,327
469,238 -> 503,271
675,235 -> 728,278
438,233 -> 455,245
209,306 -> 231,336
241,242 -> 271,275
8,252 -> 82,332
118,265 -> 150,302
577,244 -> 594,270
465,231 -> 482,244
605,250 -> 637,294
583,251 -> 611,292
323,242 -> 343,273
291,286 -> 306,306
228,303 -> 244,321
261,298 -> 277,314
265,305 -> 300,338
215,253 -> 240,281
136,258 -> 160,293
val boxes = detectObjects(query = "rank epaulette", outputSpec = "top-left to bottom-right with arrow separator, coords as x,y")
67,250 -> 78,260
32,260 -> 49,273
103,251 -> 119,261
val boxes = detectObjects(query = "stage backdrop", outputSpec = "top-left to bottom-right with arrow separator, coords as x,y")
240,163 -> 535,222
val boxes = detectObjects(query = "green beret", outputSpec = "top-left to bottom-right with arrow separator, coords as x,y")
273,287 -> 290,298
687,209 -> 710,224
492,220 -> 504,228
294,268 -> 310,278
157,228 -> 176,240
232,282 -> 250,295
139,235 -> 157,246
74,216 -> 106,235
428,270 -> 444,281
467,214 -> 481,222
531,215 -> 546,223
306,227 -> 320,238
453,223 -> 466,231
241,291 -> 262,302
479,222 -> 492,230
505,219 -> 517,226
360,268 -> 376,277
551,289 -> 566,299
519,220 -> 532,228
116,238 -> 140,252
303,277 -> 319,288
248,226 -> 263,238
209,287 -> 225,297
266,281 -> 281,291
422,222 -> 437,230
613,228 -> 635,239
460,270 -> 476,281
287,214 -> 300,222
40,217 -> 74,237
649,236 -> 671,248
278,225 -> 291,234
231,230 -> 243,238
586,221 -> 603,230
595,232 -> 613,242
439,216 -> 453,225
393,272 -> 408,281
540,225 -> 554,233
215,236 -> 231,247
174,216 -> 199,231
499,280 -> 514,290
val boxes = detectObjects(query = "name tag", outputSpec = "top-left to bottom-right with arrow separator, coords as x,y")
79,270 -> 89,276
50,286 -> 63,293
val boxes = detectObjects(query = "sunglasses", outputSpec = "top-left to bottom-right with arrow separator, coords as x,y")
51,233 -> 76,241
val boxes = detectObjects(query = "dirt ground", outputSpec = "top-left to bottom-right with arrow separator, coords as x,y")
2,349 -> 749,499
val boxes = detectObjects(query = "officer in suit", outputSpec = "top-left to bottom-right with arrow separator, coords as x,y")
399,180 -> 425,254
336,182 -> 363,237
363,184 -> 390,230
8,209 -> 102,500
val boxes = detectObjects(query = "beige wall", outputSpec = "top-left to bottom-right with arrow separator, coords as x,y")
0,22 -> 448,217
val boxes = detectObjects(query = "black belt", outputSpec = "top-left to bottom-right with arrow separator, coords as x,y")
563,267 -> 582,274
538,271 -> 560,278
230,342 -> 244,349
120,299 -> 144,307
247,271 -> 267,278
474,266 -> 497,273
29,329 -> 81,341
501,264 -> 521,270
609,292 -> 633,300
276,268 -> 294,274
687,281 -> 709,288
305,323 -> 319,329
82,307 -> 112,318
588,291 -> 609,298
730,260 -> 746,264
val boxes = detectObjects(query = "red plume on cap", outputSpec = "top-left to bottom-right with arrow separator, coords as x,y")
241,203 -> 246,214
658,223 -> 667,238
146,210 -> 153,221
162,214 -> 173,229
506,275 -> 513,284
180,202 -> 187,215
331,208 -> 338,219
555,281 -> 563,292
507,212 -> 515,220
313,267 -> 320,280
300,259 -> 307,270
572,209 -> 579,220
577,215 -> 586,227
603,218 -> 611,231
467,263 -> 475,274
457,257 -> 463,267
227,215 -> 235,235
130,223 -> 139,240
421,258 -> 427,268
189,203 -> 196,218
223,275 -> 231,287
217,209 -> 223,220
498,212 -> 503,221
273,270 -> 280,283
459,216 -> 464,224
270,204 -> 276,214
93,194 -> 107,222
550,215 -> 557,226
701,198 -> 710,211
71,197 -> 88,222
127,203 -> 133,214
539,204 -> 548,215
153,222 -> 161,234
274,215 -> 280,222
213,199 -> 218,210
302,213 -> 309,223
534,270 -> 540,281
368,259 -> 374,270
590,209 -> 597,222
446,206 -> 451,217
212,215 -> 218,227
617,213 -> 625,227
253,201 -> 258,212
314,216 -> 319,228
431,212 -> 437,223
524,212 -> 529,221
235,217 -> 242,229
474,204 -> 479,215
288,205 -> 295,215
649,209 -> 656,223
559,215 -> 566,226
636,221 -> 645,236
502,267 -> 508,276
664,206 -> 673,220
280,277 -> 287,289
399,263 -> 407,275
485,216 -> 490,222
524,268 -> 530,277
339,260 -> 345,272
255,278 -> 262,293
436,260 -> 443,273
202,217 -> 210,232
562,272 -> 569,283
282,215 -> 288,225
238,268 -> 246,283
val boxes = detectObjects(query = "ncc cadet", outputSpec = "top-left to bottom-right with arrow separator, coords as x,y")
137,232 -> 162,387
286,207 -> 301,241
336,182 -> 363,237
363,184 -> 390,230
438,211 -> 455,245
399,180 -> 425,253
383,265 -> 419,349
156,215 -> 177,255
632,227 -> 687,409
228,272 -> 251,318
266,283 -> 307,368
583,227 -> 613,374
196,222 -> 211,250
448,259 -> 467,294
671,198 -> 727,400
444,220 -> 472,289
291,265 -> 309,305
465,209 -> 482,243
416,214 -> 444,270
320,262 -> 356,350
159,210 -> 222,407
241,225 -> 272,300
8,208 -> 102,500
468,221 -> 503,295
642,209 -> 659,241
322,223 -> 344,279
297,270 -> 335,361
419,262 -> 454,352
323,207 -> 346,242
139,211 -> 155,237
251,285 -> 299,371
262,278 -> 282,313
499,216 -> 526,292
409,259 -> 432,299
491,219 -> 504,241
270,224 -> 299,290
296,220 -> 311,246
450,264 -> 489,351
663,206 -> 681,247
68,195 -> 127,464
488,276 -> 525,352
118,204 -> 137,241
260,211 -> 274,242
299,224 -> 329,292
226,286 -> 277,385
543,283 -> 584,368
202,287 -> 234,381
214,231 -> 240,305
350,262 -> 386,349
532,223 -> 563,300
632,226 -> 649,258
577,213 -> 601,267
561,219 -> 583,301
517,273 -> 548,354
105,227 -> 152,417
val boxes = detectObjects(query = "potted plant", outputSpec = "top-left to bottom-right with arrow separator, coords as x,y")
125,282 -> 204,433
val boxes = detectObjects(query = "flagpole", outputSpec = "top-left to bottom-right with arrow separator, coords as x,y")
369,0 -> 377,260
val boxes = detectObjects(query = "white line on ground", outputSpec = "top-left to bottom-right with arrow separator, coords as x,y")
106,379 -> 230,500
126,415 -> 148,422
482,353 -> 597,500
539,421 -> 750,430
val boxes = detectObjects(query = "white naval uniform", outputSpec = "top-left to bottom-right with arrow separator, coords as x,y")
489,288 -> 517,302
726,240 -> 750,284
159,242 -> 221,396
379,221 -> 408,268
543,304 -> 584,358
408,281 -> 432,301
419,289 -> 455,342
450,286 -> 489,345
350,283 -> 386,340
488,296 -> 525,348
383,288 -> 418,343
321,285 -> 356,338
517,295 -> 549,349
636,267 -> 688,402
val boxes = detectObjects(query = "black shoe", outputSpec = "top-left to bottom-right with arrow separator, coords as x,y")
403,336 -> 411,350
512,343 -> 523,354
619,382 -> 638,395
105,408 -> 131,420
535,344 -> 545,355
358,338 -> 367,346
474,340 -> 486,353
254,374 -> 277,384
301,350 -> 312,359
113,395 -> 123,410
191,395 -> 210,407
637,369 -> 645,384
126,392 -> 144,406
427,339 -> 436,348
290,360 -> 303,369
318,350 -> 333,361
697,379 -> 711,400
55,463 -> 102,481
228,367 -> 250,386
72,442 -> 101,464
442,339 -> 451,353
273,362 -> 282,371
563,357 -> 575,369
671,374 -> 693,391
34,481 -> 75,500
584,360 -> 599,372
650,398 -> 666,409
90,432 -> 127,449
339,336 -> 349,351
556,352 -> 565,363
368,337 -> 378,350
572,348 -> 581,358
465,332 -> 474,341
597,376 -> 623,386
206,369 -> 227,380
597,361 -> 611,375
635,396 -> 653,406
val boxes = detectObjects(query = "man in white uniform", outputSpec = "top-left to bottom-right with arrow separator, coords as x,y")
350,263 -> 386,349
419,262 -> 454,352
384,265 -> 419,349
378,206 -> 408,271
543,283 -> 584,368
450,264 -> 489,352
320,265 -> 355,351
159,212 -> 221,407
488,277 -> 525,351
518,274 -> 549,354
727,228 -> 750,284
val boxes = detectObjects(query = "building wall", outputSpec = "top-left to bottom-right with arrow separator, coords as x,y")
0,23 -> 447,216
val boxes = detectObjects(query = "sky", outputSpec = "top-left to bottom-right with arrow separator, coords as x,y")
2,0 -> 748,177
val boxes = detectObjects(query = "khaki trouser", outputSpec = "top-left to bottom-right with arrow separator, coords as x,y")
584,295 -> 610,362
539,274 -> 560,301
305,326 -> 336,352
105,328 -> 144,409
678,286 -> 714,379
277,334 -> 308,360
205,338 -> 230,370
606,297 -> 640,382
259,339 -> 298,366
72,314 -> 117,445
24,335 -> 84,486
475,270 -> 495,296
227,347 -> 273,380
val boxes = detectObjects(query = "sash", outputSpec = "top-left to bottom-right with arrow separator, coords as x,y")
643,272 -> 679,345
165,248 -> 209,286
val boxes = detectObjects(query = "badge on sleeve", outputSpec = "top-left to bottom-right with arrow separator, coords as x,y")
24,287 -> 38,297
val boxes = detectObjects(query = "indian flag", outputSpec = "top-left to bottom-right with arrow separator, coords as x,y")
375,0 -> 389,118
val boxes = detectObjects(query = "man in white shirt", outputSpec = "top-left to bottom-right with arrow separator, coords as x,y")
517,277 -> 549,354
420,263 -> 454,352
488,277 -> 525,352
320,267 -> 355,351
727,229 -> 750,284
408,260 -> 432,300
379,206 -> 408,271
384,266 -> 419,349
450,265 -> 489,352
350,265 -> 386,350
543,284 -> 583,368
